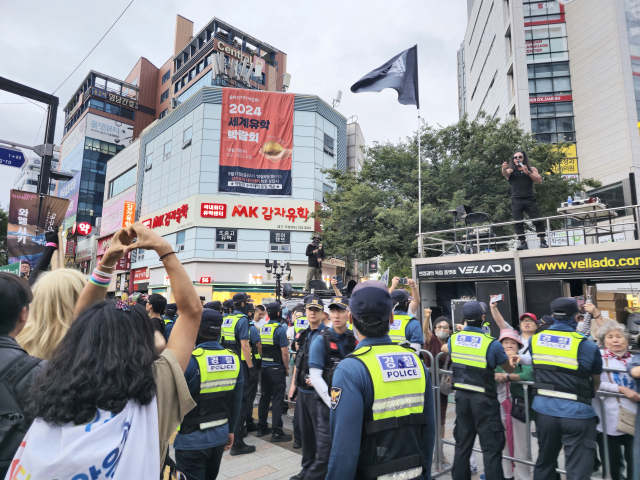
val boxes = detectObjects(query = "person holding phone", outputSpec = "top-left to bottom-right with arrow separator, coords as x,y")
502,150 -> 548,250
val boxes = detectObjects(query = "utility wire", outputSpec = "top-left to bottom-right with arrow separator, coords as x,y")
52,0 -> 135,95
20,96 -> 47,111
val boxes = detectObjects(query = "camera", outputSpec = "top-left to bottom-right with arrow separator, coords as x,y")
398,277 -> 409,285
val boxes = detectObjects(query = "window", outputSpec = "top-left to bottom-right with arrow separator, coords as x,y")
323,133 -> 335,156
183,127 -> 192,148
322,184 -> 333,203
159,108 -> 168,119
108,167 -> 137,198
88,98 -> 134,120
163,141 -> 172,161
270,231 -> 291,252
525,24 -> 568,63
145,152 -> 153,170
216,229 -> 237,250
160,89 -> 169,103
161,70 -> 171,84
176,231 -> 185,251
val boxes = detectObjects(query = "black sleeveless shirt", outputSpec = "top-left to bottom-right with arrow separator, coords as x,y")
508,167 -> 535,198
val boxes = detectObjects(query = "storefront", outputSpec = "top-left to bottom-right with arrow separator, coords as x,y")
413,240 -> 640,337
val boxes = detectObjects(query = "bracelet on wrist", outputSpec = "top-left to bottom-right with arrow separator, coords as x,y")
99,260 -> 117,269
46,242 -> 58,248
159,251 -> 175,261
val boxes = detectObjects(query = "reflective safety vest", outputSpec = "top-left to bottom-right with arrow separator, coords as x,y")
162,315 -> 174,325
248,321 -> 261,360
260,322 -> 284,365
221,314 -> 249,361
531,329 -> 594,404
449,330 -> 497,397
179,348 -> 241,435
321,328 -> 356,387
294,317 -> 310,337
388,314 -> 414,344
350,343 -> 427,480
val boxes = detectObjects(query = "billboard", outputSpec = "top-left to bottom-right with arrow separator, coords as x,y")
7,190 -> 69,267
85,113 -> 134,147
101,190 -> 136,235
60,172 -> 82,219
140,194 -> 316,236
219,88 -> 294,195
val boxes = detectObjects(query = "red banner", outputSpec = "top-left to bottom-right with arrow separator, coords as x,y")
219,88 -> 294,195
529,94 -> 572,103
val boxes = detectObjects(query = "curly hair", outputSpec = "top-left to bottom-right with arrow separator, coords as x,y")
25,301 -> 157,426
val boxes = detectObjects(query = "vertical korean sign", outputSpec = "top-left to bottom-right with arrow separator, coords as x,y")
7,190 -> 69,266
219,87 -> 294,195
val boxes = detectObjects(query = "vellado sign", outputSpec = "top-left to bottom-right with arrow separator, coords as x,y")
140,195 -> 316,236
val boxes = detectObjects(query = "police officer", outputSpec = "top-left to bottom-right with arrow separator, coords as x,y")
442,300 -> 515,480
303,296 -> 356,478
244,304 -> 263,434
327,281 -> 435,480
174,309 -> 244,480
289,304 -> 307,449
257,302 -> 292,442
163,302 -> 178,340
389,288 -> 424,352
222,299 -> 234,316
289,296 -> 328,480
221,292 -> 257,455
527,298 -> 602,479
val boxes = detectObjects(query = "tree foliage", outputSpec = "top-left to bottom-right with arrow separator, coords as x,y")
317,113 -> 600,275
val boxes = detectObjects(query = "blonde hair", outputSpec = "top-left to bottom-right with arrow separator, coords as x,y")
17,269 -> 86,359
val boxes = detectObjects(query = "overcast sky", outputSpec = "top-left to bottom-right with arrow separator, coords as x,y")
0,0 -> 467,208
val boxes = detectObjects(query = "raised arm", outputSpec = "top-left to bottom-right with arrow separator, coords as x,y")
502,162 -> 513,179
331,278 -> 341,296
407,279 -> 420,315
490,301 -> 508,330
388,276 -> 399,293
523,165 -> 542,184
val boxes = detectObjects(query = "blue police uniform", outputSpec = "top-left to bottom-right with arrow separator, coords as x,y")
257,318 -> 290,436
244,322 -> 262,429
308,327 -> 353,370
327,335 -> 436,480
174,340 -> 244,479
447,322 -> 510,480
528,319 -> 603,479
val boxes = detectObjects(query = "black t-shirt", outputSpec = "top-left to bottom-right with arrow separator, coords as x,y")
508,167 -> 535,198
305,244 -> 325,267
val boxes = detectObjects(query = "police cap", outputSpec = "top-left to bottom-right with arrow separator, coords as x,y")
349,281 -> 393,320
200,309 -> 223,336
462,300 -> 485,321
390,289 -> 409,304
329,296 -> 349,310
550,297 -> 579,319
204,301 -> 222,310
266,302 -> 282,315
166,303 -> 177,313
233,292 -> 249,303
304,295 -> 324,309
222,299 -> 234,312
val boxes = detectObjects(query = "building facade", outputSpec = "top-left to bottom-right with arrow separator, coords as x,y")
123,86 -> 346,300
457,0 -> 640,208
12,155 -> 59,194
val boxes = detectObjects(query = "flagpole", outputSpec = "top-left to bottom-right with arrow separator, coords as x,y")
418,109 -> 423,258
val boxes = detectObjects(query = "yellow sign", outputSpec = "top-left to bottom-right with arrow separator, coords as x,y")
552,157 -> 579,174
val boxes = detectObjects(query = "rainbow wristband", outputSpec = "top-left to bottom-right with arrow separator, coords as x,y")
89,272 -> 111,287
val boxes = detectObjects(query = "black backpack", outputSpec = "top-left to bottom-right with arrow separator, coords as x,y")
0,355 -> 42,475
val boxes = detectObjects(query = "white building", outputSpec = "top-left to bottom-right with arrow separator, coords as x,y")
12,155 -> 59,194
99,86 -> 351,302
458,0 -> 640,208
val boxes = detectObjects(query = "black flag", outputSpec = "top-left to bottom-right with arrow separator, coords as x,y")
350,46 -> 419,108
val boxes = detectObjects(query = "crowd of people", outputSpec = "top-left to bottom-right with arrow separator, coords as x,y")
1,221 -> 640,480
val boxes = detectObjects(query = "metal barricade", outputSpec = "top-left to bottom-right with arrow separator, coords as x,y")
430,358 -> 633,480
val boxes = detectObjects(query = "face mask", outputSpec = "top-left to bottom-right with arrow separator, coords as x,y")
435,331 -> 449,339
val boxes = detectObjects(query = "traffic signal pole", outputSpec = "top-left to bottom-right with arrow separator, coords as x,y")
0,77 -> 59,201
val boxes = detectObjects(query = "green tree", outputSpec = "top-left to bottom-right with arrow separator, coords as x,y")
0,204 -> 7,267
317,113 -> 600,275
